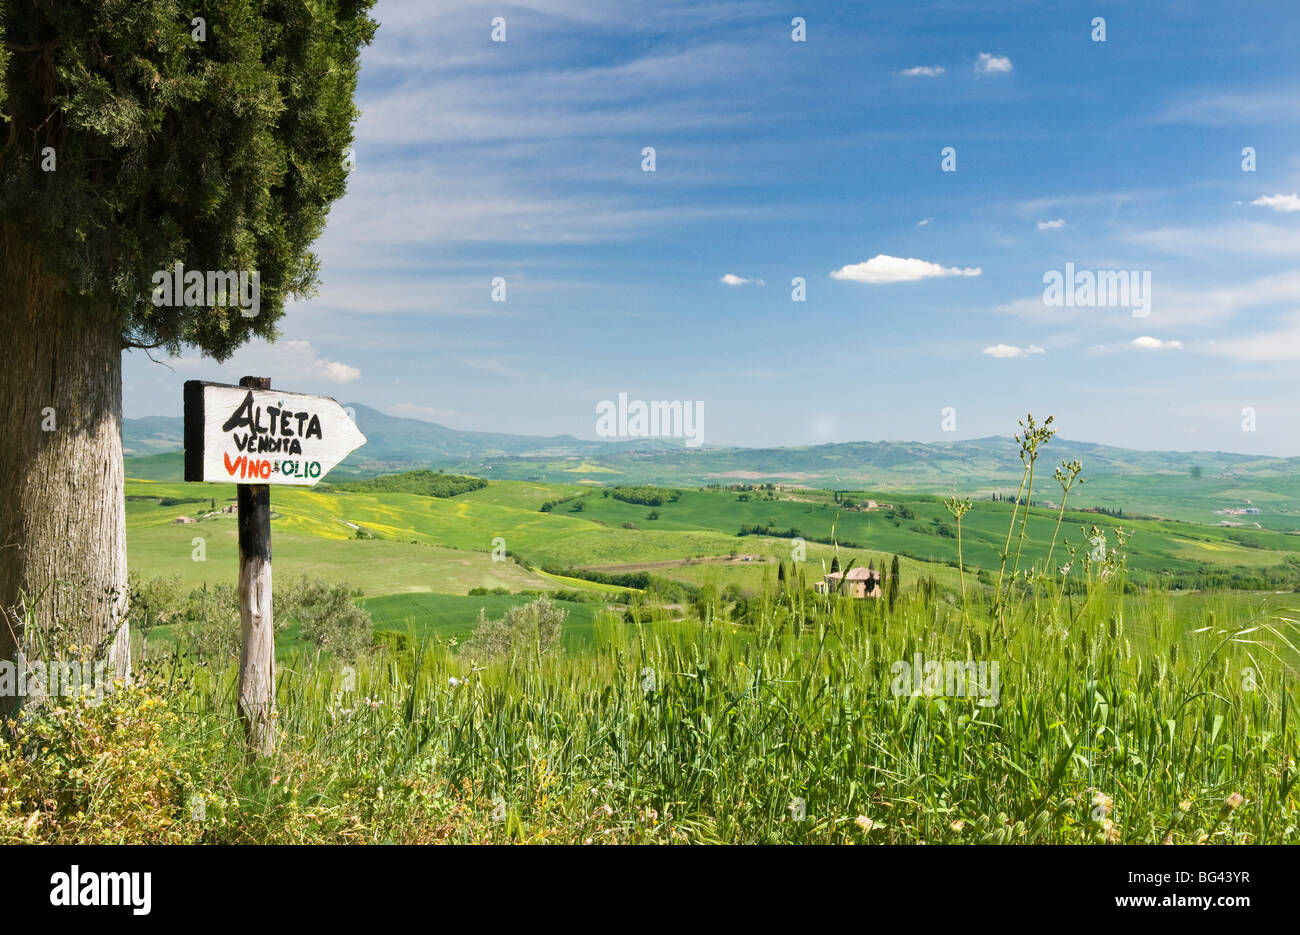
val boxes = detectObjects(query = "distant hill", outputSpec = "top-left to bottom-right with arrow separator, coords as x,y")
123,404 -> 1300,506
123,403 -> 674,478
121,415 -> 185,457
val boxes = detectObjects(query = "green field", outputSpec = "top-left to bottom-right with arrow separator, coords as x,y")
362,592 -> 607,651
126,475 -> 1300,625
9,463 -> 1295,845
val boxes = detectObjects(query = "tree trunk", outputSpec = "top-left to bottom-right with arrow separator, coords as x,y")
0,225 -> 129,715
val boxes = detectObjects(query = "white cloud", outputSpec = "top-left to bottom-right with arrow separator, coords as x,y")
164,338 -> 362,388
996,268 -> 1300,328
1155,88 -> 1300,126
983,344 -> 1044,359
899,65 -> 945,77
720,273 -> 765,286
1037,218 -> 1066,230
1122,221 -> 1300,259
1132,336 -> 1182,350
1252,193 -> 1300,213
1203,313 -> 1300,361
975,53 -> 1013,74
830,254 -> 982,284
917,217 -> 933,227
283,340 -> 362,383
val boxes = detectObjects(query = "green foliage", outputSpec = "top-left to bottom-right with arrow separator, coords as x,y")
539,494 -> 581,513
185,582 -> 242,662
460,596 -> 565,660
888,555 -> 900,608
178,575 -> 370,663
335,470 -> 487,498
0,0 -> 377,357
279,575 -> 372,662
0,681 -> 202,843
127,571 -> 184,642
611,486 -> 680,507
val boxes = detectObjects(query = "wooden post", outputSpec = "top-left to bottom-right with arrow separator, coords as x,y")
236,375 -> 275,756
183,375 -> 365,754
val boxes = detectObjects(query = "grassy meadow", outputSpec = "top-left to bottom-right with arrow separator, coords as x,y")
4,576 -> 1296,844
4,433 -> 1299,844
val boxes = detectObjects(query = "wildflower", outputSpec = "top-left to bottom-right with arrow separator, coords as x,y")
1091,791 -> 1113,818
365,696 -> 383,709
855,815 -> 874,831
950,819 -> 964,833
1225,792 -> 1243,811
448,677 -> 463,688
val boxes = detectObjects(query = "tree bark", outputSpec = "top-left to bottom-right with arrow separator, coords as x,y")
0,225 -> 129,715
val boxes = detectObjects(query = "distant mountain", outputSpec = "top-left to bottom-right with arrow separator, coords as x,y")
123,405 -> 1300,488
122,403 -> 679,479
334,404 -> 676,468
121,415 -> 185,457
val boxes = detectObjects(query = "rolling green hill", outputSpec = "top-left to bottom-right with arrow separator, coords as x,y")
127,469 -> 1300,616
125,407 -> 1300,528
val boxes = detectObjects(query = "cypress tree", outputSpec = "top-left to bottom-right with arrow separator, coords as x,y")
0,0 -> 377,701
888,555 -> 900,610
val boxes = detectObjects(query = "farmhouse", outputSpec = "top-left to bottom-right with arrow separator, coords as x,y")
814,564 -> 882,598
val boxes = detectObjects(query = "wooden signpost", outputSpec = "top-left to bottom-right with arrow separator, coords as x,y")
183,377 -> 366,755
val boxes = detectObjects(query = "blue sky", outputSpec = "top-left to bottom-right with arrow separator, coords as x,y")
123,0 -> 1300,455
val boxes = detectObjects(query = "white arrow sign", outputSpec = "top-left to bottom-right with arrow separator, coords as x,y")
183,381 -> 366,485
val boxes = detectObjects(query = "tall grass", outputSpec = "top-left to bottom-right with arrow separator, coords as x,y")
4,417 -> 1298,844
9,575 -> 1279,844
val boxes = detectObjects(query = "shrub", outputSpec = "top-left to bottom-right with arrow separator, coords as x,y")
336,471 -> 487,498
283,578 -> 373,663
610,486 -> 680,507
461,597 -> 566,660
0,682 -> 204,844
372,629 -> 412,653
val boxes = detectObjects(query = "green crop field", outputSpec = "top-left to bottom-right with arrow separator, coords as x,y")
362,592 -> 607,651
126,475 -> 1300,602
